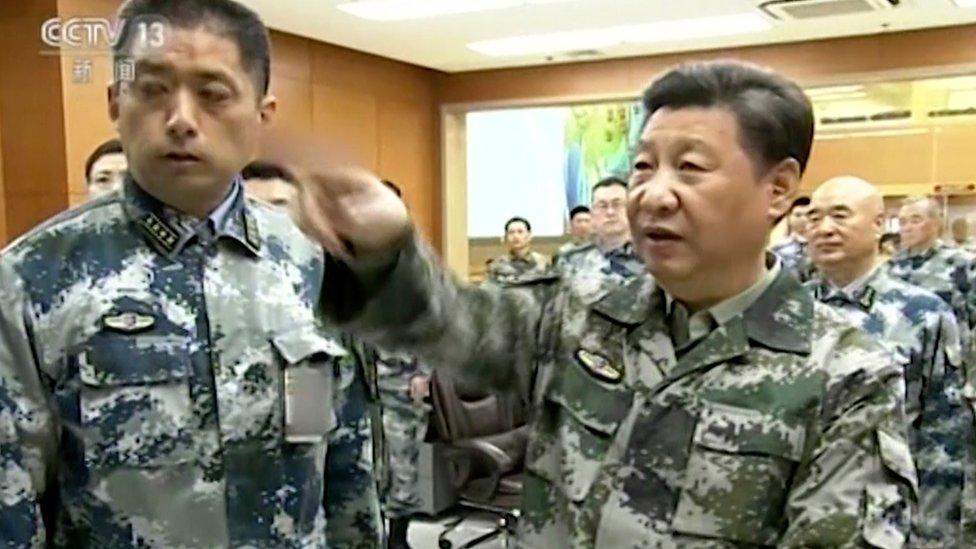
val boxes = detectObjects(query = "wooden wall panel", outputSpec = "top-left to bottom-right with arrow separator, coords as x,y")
803,133 -> 936,192
0,98 -> 5,246
378,99 -> 438,242
0,0 -> 70,243
311,85 -> 379,170
934,127 -> 976,185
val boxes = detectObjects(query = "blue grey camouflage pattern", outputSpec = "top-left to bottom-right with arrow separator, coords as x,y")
807,268 -> 972,546
886,241 -> 976,544
770,236 -> 813,282
486,251 -> 550,284
887,241 -> 976,339
374,349 -> 430,518
0,179 -> 377,547
324,342 -> 384,548
321,236 -> 917,548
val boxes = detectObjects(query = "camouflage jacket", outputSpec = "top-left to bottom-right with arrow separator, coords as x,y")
807,268 -> 971,545
322,237 -> 917,548
770,236 -> 813,282
0,180 -> 370,548
486,251 -> 550,284
887,241 -> 976,337
551,241 -> 588,267
555,242 -> 645,283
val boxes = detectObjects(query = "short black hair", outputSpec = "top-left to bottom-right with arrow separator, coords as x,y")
879,232 -> 900,251
641,60 -> 814,175
569,205 -> 590,219
85,138 -> 124,183
789,196 -> 811,211
382,180 -> 402,198
113,0 -> 271,95
591,176 -> 628,197
241,160 -> 295,184
505,216 -> 531,233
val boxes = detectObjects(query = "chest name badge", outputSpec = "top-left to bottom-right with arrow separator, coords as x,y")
103,312 -> 155,333
575,348 -> 622,383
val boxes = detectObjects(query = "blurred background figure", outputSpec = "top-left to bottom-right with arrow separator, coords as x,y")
879,232 -> 900,262
486,216 -> 549,284
770,196 -> 813,281
242,160 -> 297,208
950,217 -> 976,252
84,138 -> 127,200
552,205 -> 592,264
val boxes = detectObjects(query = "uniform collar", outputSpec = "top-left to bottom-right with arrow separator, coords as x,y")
810,266 -> 881,311
593,255 -> 810,354
123,175 -> 262,259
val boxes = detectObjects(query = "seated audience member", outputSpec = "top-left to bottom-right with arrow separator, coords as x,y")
85,138 -> 127,200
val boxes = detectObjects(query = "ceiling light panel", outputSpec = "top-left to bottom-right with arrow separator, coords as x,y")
336,0 -> 578,22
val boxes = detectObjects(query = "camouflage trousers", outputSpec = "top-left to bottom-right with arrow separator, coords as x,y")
379,385 -> 429,519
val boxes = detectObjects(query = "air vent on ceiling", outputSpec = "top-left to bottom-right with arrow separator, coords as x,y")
820,110 -> 912,125
759,0 -> 899,20
929,107 -> 976,118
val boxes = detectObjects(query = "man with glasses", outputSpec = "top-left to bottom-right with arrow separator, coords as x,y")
558,177 -> 645,285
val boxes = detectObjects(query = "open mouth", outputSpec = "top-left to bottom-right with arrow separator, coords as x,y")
644,226 -> 682,242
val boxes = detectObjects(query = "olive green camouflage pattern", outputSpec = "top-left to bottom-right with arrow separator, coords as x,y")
0,179 -> 378,547
321,237 -> 917,548
807,268 -> 972,546
486,251 -> 551,284
373,349 -> 430,518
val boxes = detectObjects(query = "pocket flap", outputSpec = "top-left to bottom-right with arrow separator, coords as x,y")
693,402 -> 805,461
272,327 -> 348,365
547,353 -> 633,436
80,334 -> 189,386
877,429 -> 918,493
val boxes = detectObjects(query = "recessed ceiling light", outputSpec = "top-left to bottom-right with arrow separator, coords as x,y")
468,13 -> 771,57
953,0 -> 976,7
336,0 -> 577,22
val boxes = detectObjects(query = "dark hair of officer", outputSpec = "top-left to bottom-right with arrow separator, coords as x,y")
113,0 -> 271,96
84,139 -> 124,183
569,205 -> 590,220
592,176 -> 628,195
641,60 -> 814,176
505,216 -> 531,233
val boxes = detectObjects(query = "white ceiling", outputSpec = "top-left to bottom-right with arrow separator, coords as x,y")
237,0 -> 976,73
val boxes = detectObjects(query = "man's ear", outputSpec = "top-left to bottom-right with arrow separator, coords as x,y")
766,158 -> 801,224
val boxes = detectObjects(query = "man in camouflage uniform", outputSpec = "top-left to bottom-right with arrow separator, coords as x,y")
551,205 -> 592,265
770,196 -> 813,282
374,350 -> 430,549
486,217 -> 550,284
888,197 -> 976,543
294,61 -> 916,547
0,0 -> 380,545
805,176 -> 972,546
557,176 -> 644,286
889,196 -> 976,338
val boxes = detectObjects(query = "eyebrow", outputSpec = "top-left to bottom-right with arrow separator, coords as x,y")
134,60 -> 237,86
631,136 -> 713,156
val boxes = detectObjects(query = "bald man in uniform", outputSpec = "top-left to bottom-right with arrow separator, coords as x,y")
806,177 -> 973,546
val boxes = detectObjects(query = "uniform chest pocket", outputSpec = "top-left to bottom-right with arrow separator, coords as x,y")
79,333 -> 195,471
526,351 -> 633,503
271,328 -> 345,444
671,402 -> 806,546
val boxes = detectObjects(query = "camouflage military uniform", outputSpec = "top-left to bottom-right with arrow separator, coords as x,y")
374,350 -> 430,518
551,241 -> 588,267
556,242 -> 644,282
0,179 -> 379,547
324,342 -> 384,548
486,251 -> 550,284
808,267 -> 972,546
321,238 -> 917,548
887,241 -> 976,338
887,241 -> 976,544
770,235 -> 813,282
